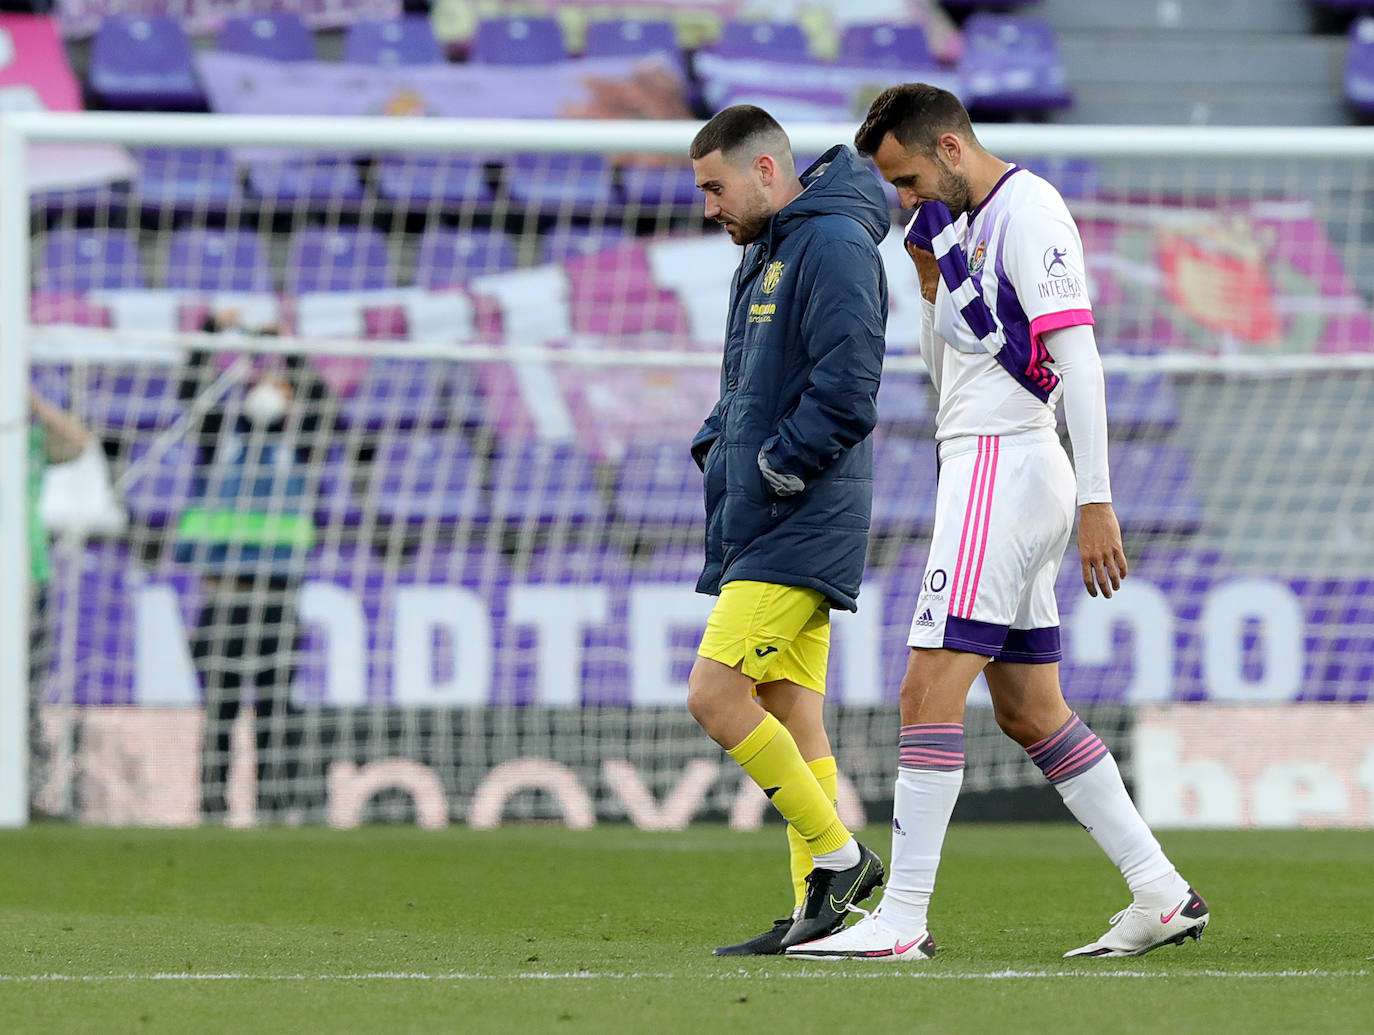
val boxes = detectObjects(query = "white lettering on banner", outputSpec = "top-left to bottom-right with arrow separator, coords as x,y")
1066,580 -> 1174,703
1250,763 -> 1349,828
1131,728 -> 1243,828
327,759 -> 449,830
1135,705 -> 1374,829
508,585 -> 610,707
297,582 -> 367,707
134,584 -> 200,706
602,759 -> 719,830
628,585 -> 713,706
468,758 -> 596,830
392,586 -> 492,707
831,581 -> 885,705
1201,579 -> 1304,702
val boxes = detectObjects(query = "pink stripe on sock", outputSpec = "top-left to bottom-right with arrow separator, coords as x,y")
1045,738 -> 1108,781
1027,715 -> 1083,761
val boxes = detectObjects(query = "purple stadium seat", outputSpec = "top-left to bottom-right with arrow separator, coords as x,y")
838,24 -> 937,68
1108,442 -> 1203,535
31,364 -> 71,411
1345,17 -> 1374,116
86,367 -> 183,432
217,14 -> 317,62
286,228 -> 394,294
959,14 -> 1071,112
376,154 -> 492,206
413,230 -> 518,288
619,163 -> 700,208
39,230 -> 145,293
337,358 -> 452,430
367,431 -> 485,524
89,16 -> 204,110
538,227 -> 626,266
469,17 -> 567,64
504,154 -> 615,211
870,433 -> 938,536
164,231 -> 272,293
134,148 -> 243,212
583,19 -> 679,58
123,438 -> 197,526
488,441 -> 607,526
246,156 -> 365,205
875,371 -> 936,433
344,17 -> 444,65
714,21 -> 812,61
613,441 -> 704,531
1104,373 -> 1178,437
1011,155 -> 1100,200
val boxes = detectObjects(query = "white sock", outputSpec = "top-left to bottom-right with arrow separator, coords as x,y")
877,767 -> 962,932
1054,753 -> 1183,898
811,837 -> 860,870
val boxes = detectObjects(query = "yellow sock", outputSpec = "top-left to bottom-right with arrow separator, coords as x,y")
728,714 -> 850,857
788,756 -> 839,910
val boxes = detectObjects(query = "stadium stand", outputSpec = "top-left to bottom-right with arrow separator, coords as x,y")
343,16 -> 444,64
88,15 -> 204,109
13,0 -> 1374,831
217,14 -> 318,62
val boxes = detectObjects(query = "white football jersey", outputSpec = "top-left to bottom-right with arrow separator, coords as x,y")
922,166 -> 1094,441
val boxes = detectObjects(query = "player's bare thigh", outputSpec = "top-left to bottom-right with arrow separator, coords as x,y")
898,648 -> 991,726
983,660 -> 1073,747
755,679 -> 831,761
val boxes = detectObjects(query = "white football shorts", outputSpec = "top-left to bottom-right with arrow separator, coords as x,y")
907,427 -> 1075,662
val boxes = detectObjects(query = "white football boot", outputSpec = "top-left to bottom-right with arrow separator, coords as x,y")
1064,887 -> 1210,958
784,907 -> 937,962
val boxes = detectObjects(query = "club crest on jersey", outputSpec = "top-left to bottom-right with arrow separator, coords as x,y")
969,240 -> 987,274
762,261 -> 786,294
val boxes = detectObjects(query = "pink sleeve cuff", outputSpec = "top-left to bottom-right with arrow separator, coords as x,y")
1030,308 -> 1094,348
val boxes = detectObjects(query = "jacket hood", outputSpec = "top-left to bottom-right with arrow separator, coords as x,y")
769,144 -> 891,247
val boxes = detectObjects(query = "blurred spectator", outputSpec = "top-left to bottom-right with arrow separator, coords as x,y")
178,311 -> 339,822
27,387 -> 94,816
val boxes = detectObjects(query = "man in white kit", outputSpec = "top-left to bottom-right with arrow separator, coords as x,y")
786,83 -> 1210,961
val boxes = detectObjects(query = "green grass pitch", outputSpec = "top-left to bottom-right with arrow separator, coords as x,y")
1,823 -> 1369,1034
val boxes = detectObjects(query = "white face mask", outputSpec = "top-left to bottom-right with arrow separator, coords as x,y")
243,379 -> 290,426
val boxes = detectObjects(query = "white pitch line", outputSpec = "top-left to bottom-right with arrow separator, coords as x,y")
0,969 -> 1366,983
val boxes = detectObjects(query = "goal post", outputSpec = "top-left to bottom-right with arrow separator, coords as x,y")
4,112 -> 1374,831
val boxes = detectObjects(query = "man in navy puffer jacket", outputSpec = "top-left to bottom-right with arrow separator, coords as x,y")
684,105 -> 890,955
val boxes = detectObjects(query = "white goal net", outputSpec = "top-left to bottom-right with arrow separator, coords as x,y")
4,115 -> 1374,829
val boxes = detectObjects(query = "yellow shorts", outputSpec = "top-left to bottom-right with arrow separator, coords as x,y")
697,580 -> 831,693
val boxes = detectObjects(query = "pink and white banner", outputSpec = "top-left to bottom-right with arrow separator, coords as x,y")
0,14 -> 136,191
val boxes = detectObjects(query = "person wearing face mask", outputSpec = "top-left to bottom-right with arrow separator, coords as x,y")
176,314 -> 338,823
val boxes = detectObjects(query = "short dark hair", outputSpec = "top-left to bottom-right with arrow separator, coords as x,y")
690,104 -> 792,165
854,83 -> 977,158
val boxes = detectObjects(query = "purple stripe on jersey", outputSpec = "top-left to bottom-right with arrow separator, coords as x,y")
999,626 -> 1063,663
1026,714 -> 1109,784
992,221 -> 1059,404
929,188 -> 1058,406
899,723 -> 965,772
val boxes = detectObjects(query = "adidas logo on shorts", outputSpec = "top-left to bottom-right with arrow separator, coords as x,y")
915,608 -> 936,627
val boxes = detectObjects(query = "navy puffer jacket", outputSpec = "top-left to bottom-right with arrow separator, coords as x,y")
691,144 -> 889,611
